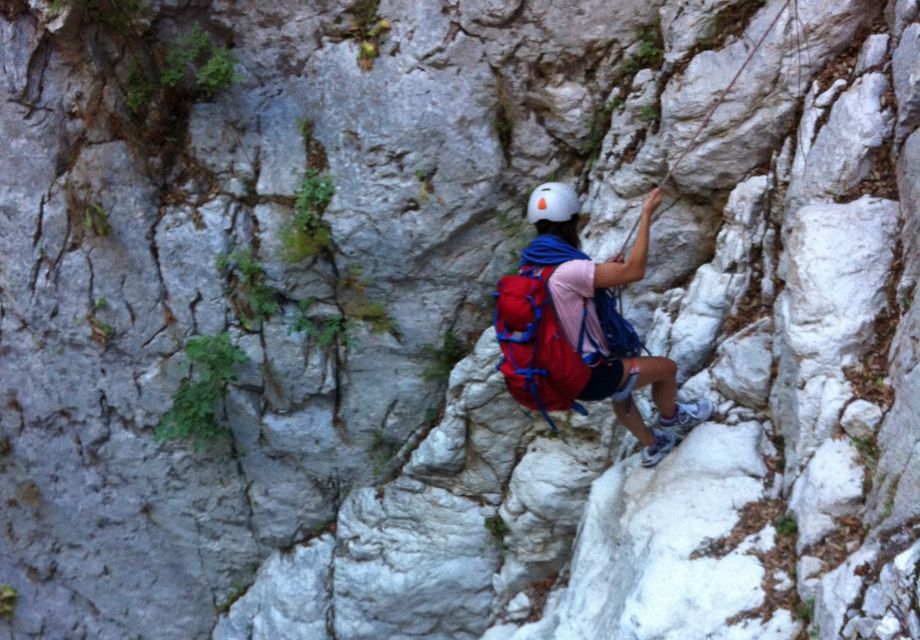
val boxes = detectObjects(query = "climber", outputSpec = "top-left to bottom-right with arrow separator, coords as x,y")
518,182 -> 713,467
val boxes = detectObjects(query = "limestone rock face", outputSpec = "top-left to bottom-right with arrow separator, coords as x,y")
501,422 -> 794,640
213,535 -> 334,640
771,197 -> 899,484
660,0 -> 877,194
711,319 -> 773,408
333,478 -> 500,640
785,73 -> 894,209
2,0 -> 919,639
787,438 -> 864,552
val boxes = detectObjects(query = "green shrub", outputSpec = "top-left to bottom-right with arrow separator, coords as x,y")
196,47 -> 237,97
161,25 -> 239,97
125,58 -> 155,113
369,428 -> 400,476
281,170 -> 335,262
71,0 -> 144,34
346,301 -> 394,334
84,202 -> 111,237
0,585 -> 16,620
622,24 -> 663,76
422,330 -> 465,381
775,514 -> 798,536
851,435 -> 880,468
217,250 -> 278,330
155,333 -> 248,449
636,105 -> 660,122
351,0 -> 390,70
795,596 -> 815,623
484,514 -> 510,547
290,299 -> 353,348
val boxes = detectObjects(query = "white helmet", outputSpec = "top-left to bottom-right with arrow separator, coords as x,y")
526,182 -> 581,224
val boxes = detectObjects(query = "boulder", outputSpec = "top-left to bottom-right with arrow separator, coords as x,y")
660,0 -> 878,193
492,437 -> 610,602
892,23 -> 920,139
813,540 -> 880,639
785,73 -> 894,208
655,176 -> 769,381
508,422 -> 779,640
855,34 -> 889,74
771,197 -> 899,483
840,400 -> 884,440
842,542 -> 920,639
212,535 -> 334,640
333,477 -> 499,639
787,438 -> 864,552
887,0 -> 919,42
711,319 -> 773,408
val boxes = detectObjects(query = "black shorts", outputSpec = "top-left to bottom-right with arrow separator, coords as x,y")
577,359 -> 626,401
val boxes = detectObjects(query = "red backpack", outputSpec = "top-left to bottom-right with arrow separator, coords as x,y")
494,265 -> 591,431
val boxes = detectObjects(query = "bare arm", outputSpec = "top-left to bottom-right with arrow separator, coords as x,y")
593,188 -> 662,289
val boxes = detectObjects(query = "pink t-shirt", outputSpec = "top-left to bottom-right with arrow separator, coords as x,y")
546,260 -> 609,357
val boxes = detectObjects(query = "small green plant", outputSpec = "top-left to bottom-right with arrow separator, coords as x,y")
84,202 -> 111,237
882,475 -> 900,519
296,118 -> 313,143
215,581 -> 249,614
125,58 -> 155,113
606,96 -> 624,112
422,330 -> 465,381
484,513 -> 510,548
795,596 -> 815,623
0,584 -> 17,620
851,435 -> 880,469
195,48 -> 237,97
345,301 -> 394,334
217,250 -> 278,330
71,0 -> 144,34
415,169 -> 434,202
369,428 -> 400,476
88,295 -> 113,344
492,112 -> 513,148
87,314 -> 113,345
161,25 -> 239,97
280,170 -> 335,262
47,0 -> 66,18
155,333 -> 248,449
775,514 -> 798,536
351,0 -> 390,70
340,263 -> 368,294
290,299 -> 353,348
636,105 -> 660,122
622,24 -> 663,77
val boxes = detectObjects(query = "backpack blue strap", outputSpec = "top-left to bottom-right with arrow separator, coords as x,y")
577,300 -> 606,365
528,379 -> 559,433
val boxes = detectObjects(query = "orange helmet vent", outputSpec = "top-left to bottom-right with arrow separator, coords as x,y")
538,197 -> 547,210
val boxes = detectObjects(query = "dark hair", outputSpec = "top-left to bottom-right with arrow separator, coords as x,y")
534,214 -> 581,249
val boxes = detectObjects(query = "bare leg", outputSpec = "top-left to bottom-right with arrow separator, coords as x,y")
613,400 -> 655,445
611,356 -> 680,445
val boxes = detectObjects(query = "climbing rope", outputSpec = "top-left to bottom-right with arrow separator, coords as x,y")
615,0 -> 797,258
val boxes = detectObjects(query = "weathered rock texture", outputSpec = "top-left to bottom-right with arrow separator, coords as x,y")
1,0 -> 918,639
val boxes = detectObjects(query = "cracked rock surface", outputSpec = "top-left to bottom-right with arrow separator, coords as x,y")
2,0 -> 919,639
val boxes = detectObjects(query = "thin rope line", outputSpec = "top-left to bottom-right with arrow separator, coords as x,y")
615,0 -> 795,258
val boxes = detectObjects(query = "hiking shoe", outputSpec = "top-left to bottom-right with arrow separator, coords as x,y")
658,398 -> 714,438
640,429 -> 678,468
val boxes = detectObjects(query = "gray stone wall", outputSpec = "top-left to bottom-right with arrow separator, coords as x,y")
1,0 -> 918,639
